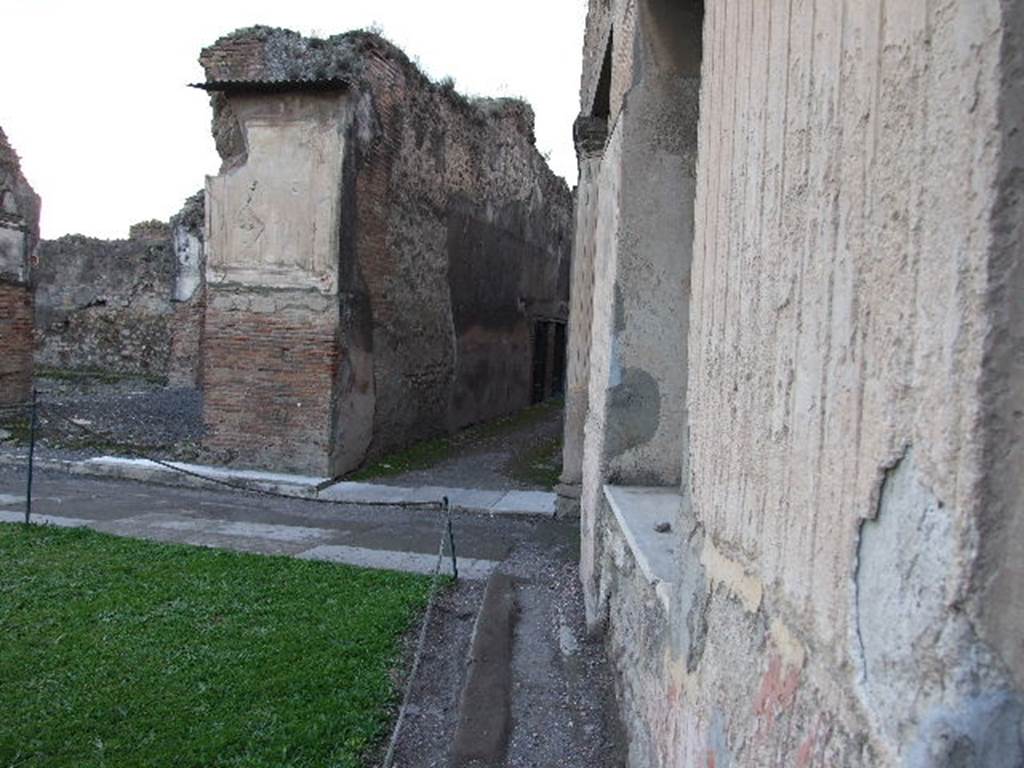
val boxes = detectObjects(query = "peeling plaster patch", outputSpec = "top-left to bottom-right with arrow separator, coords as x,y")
173,228 -> 202,302
854,449 -> 1024,762
605,366 -> 660,458
907,693 -> 1024,768
700,538 -> 763,613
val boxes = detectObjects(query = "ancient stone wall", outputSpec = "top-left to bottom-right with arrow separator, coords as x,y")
572,0 -> 1024,765
167,192 -> 206,387
34,228 -> 176,378
353,37 -> 572,454
0,126 -> 39,405
33,195 -> 206,385
198,28 -> 571,475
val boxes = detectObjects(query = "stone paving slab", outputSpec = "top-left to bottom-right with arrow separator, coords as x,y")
1,507 -> 497,580
491,490 -> 557,516
0,510 -> 92,528
73,456 -> 327,496
318,481 -> 557,517
34,454 -> 558,517
298,544 -> 498,581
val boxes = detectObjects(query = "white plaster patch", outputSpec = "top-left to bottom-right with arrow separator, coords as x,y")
172,227 -> 202,301
700,538 -> 763,614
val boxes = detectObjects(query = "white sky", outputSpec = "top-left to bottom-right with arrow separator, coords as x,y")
1,0 -> 587,239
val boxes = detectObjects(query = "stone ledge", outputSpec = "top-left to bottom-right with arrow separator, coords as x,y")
603,485 -> 682,611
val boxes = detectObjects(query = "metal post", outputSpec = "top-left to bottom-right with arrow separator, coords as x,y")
25,389 -> 37,525
444,496 -> 458,581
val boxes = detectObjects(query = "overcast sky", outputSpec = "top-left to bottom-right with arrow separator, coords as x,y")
1,0 -> 587,239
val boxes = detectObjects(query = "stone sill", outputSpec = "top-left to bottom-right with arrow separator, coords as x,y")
603,484 -> 682,612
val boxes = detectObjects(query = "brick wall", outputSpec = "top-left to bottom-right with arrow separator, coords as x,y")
0,282 -> 33,405
202,291 -> 339,475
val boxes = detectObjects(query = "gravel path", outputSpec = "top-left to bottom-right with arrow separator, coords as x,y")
1,377 -> 204,462
3,376 -> 564,494
382,406 -> 564,492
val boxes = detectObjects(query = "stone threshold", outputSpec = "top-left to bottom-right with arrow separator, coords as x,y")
603,484 -> 682,611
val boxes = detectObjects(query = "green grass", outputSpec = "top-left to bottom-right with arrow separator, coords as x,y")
348,398 -> 564,482
507,436 -> 563,490
0,524 -> 430,768
0,413 -> 31,444
35,366 -> 168,387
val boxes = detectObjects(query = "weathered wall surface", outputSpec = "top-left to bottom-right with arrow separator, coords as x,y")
575,0 -> 1024,765
168,192 -> 206,387
0,127 -> 39,405
198,28 -> 572,474
33,194 -> 206,386
34,228 -> 176,378
685,1 -> 1024,762
200,86 -> 354,475
558,119 -> 606,517
352,41 -> 572,455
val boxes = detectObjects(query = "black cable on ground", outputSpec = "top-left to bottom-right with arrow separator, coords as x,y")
36,402 -> 445,511
381,501 -> 452,768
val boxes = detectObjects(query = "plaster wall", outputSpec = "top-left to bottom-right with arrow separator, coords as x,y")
578,0 -> 699,620
201,91 -> 359,475
0,227 -> 28,284
205,93 -> 349,295
678,0 -> 1021,763
575,0 -> 1024,764
560,151 -> 602,503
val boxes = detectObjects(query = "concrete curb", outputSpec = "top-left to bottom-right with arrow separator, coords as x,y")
452,571 -> 517,767
71,456 -> 325,498
0,452 -> 558,517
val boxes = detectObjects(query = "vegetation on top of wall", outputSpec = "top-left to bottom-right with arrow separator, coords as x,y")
507,435 -> 563,489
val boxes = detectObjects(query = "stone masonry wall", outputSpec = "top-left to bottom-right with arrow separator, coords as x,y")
34,229 -> 176,378
352,38 -> 573,455
198,28 -> 572,474
0,126 -> 40,405
33,194 -> 206,385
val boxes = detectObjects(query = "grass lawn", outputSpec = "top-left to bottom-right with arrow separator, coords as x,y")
0,524 -> 431,768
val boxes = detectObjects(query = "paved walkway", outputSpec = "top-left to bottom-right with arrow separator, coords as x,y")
0,465 -> 626,766
0,467 -> 552,580
0,454 -> 558,517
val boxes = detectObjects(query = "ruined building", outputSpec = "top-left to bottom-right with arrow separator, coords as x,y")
0,127 -> 39,406
563,0 -> 1024,764
196,28 -> 572,475
32,192 -> 206,387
